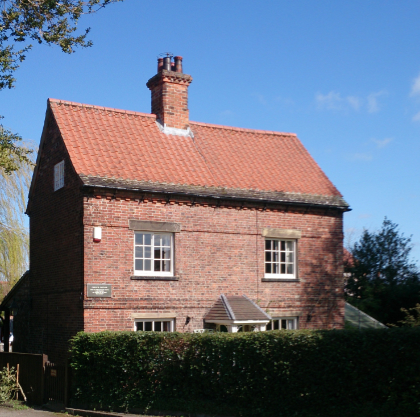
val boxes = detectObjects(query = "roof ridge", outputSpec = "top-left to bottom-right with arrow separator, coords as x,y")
48,98 -> 296,136
220,294 -> 235,320
48,98 -> 156,118
190,120 -> 297,136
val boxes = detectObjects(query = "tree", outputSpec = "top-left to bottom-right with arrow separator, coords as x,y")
1,0 -> 122,173
0,158 -> 32,296
397,303 -> 420,327
345,218 -> 420,325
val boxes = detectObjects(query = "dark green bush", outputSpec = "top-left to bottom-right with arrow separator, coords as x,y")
69,328 -> 420,416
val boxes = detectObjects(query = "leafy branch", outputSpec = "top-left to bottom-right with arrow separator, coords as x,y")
0,0 -> 122,173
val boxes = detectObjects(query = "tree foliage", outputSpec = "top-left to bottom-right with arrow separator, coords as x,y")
0,157 -> 32,297
345,218 -> 420,325
397,303 -> 420,327
0,0 -> 122,173
0,119 -> 32,174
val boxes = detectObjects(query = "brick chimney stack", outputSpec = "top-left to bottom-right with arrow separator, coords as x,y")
146,55 -> 193,131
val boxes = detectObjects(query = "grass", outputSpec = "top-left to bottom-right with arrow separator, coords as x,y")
0,399 -> 30,410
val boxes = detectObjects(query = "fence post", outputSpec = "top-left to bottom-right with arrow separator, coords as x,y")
64,359 -> 68,407
41,354 -> 48,404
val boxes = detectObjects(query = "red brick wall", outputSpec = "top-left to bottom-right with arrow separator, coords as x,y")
26,110 -> 84,363
83,194 -> 345,333
22,109 -> 344,362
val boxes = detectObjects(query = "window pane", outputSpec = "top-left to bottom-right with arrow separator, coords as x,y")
135,259 -> 143,271
286,241 -> 293,251
273,251 -> 279,262
273,320 -> 279,330
154,260 -> 161,271
288,320 -> 295,330
144,260 -> 151,271
145,322 -> 152,331
162,235 -> 171,246
136,322 -> 143,331
135,247 -> 143,258
265,240 -> 271,250
144,234 -> 152,245
163,261 -> 170,271
273,240 -> 279,250
154,248 -> 161,260
281,264 -> 286,274
162,247 -> 171,259
155,321 -> 162,331
155,235 -> 162,246
265,252 -> 271,262
144,247 -> 151,258
135,233 -> 143,245
281,252 -> 285,262
281,241 -> 285,251
265,263 -> 271,273
286,252 -> 294,262
287,264 -> 294,274
266,321 -> 272,330
163,321 -> 170,331
273,263 -> 279,274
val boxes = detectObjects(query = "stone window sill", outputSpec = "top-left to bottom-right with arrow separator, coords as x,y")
261,278 -> 300,282
130,276 -> 179,281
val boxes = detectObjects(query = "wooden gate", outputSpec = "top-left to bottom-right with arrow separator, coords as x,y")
44,362 -> 67,403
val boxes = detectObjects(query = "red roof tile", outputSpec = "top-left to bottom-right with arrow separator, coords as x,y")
48,99 -> 346,204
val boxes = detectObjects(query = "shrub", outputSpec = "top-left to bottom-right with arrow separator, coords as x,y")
0,367 -> 18,404
69,329 -> 420,416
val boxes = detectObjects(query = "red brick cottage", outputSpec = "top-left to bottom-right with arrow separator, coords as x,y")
2,56 -> 349,363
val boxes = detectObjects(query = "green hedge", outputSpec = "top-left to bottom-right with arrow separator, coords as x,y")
69,329 -> 420,416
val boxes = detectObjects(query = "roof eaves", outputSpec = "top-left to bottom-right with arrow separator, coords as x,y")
0,271 -> 29,309
79,175 -> 351,211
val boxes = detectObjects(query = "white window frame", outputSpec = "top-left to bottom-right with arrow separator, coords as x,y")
134,318 -> 174,332
264,238 -> 296,279
133,232 -> 174,276
267,317 -> 298,330
54,160 -> 64,191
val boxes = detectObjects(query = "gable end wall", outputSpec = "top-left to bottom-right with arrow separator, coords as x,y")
26,113 -> 84,362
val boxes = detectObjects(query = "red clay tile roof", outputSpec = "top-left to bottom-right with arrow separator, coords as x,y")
47,99 -> 348,208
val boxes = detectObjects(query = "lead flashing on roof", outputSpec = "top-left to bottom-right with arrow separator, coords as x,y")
156,119 -> 194,138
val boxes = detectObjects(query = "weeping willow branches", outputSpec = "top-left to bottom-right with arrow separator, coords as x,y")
0,157 -> 32,297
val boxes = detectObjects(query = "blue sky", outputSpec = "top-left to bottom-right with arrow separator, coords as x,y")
1,0 -> 420,262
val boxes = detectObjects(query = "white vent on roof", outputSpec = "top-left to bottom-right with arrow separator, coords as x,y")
54,160 -> 64,191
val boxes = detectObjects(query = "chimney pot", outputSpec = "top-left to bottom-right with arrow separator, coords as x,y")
174,56 -> 183,73
157,58 -> 163,72
163,56 -> 172,71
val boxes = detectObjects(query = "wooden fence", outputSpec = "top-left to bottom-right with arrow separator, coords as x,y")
0,352 -> 68,405
0,352 -> 48,405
